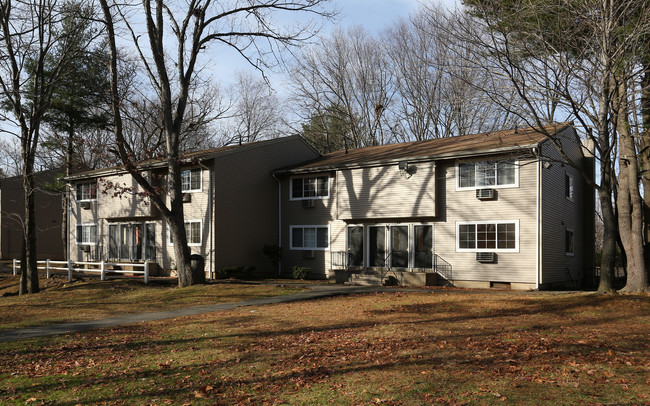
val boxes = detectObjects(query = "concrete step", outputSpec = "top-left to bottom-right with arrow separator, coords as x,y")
348,272 -> 383,286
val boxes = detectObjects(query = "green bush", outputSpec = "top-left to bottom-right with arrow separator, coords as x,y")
292,266 -> 310,280
216,266 -> 255,279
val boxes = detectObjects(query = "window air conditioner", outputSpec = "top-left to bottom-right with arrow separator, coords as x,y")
476,252 -> 495,263
80,245 -> 91,252
182,193 -> 191,203
80,201 -> 91,210
476,188 -> 495,200
302,199 -> 315,208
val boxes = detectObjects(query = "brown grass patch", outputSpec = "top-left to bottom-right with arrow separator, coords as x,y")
0,291 -> 648,405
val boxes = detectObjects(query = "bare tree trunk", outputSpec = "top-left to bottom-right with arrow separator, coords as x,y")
615,79 -> 648,293
62,123 -> 74,259
598,186 -> 617,293
19,236 -> 27,295
23,162 -> 38,293
640,61 -> 650,274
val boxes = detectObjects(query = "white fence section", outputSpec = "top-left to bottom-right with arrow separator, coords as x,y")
12,259 -> 150,284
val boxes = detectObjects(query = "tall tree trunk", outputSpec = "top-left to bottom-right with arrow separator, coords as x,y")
62,123 -> 74,259
19,237 -> 27,295
23,161 -> 39,294
640,61 -> 650,274
598,186 -> 617,293
615,79 -> 648,293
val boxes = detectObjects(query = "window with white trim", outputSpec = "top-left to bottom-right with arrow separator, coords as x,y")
565,228 -> 574,255
168,220 -> 202,246
457,221 -> 518,252
181,168 -> 202,192
76,182 -> 97,201
457,160 -> 517,189
291,176 -> 329,199
565,173 -> 574,201
76,224 -> 97,245
290,225 -> 329,250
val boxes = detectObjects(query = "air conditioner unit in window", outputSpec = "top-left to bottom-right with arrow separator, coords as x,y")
80,245 -> 91,252
304,250 -> 315,259
476,252 -> 495,263
476,188 -> 495,200
182,193 -> 191,203
302,199 -> 315,208
80,201 -> 91,210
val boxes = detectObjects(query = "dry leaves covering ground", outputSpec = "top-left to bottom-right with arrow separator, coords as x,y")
0,291 -> 648,405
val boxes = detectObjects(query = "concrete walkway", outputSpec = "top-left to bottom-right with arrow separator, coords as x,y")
0,285 -> 396,343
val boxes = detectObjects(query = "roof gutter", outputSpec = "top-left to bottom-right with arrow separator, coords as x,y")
275,142 -> 542,175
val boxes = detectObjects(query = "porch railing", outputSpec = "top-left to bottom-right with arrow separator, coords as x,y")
12,259 -> 150,284
329,250 -> 452,281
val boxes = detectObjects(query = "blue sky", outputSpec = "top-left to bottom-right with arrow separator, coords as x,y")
334,0 -> 459,33
214,0 -> 462,93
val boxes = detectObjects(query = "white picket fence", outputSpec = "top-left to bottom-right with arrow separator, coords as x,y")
12,259 -> 150,284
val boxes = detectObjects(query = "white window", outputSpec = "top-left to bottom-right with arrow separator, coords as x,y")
457,160 -> 517,190
456,221 -> 519,252
290,225 -> 329,250
565,228 -> 574,256
181,168 -> 202,192
168,220 -> 202,246
76,182 -> 97,201
76,224 -> 97,245
565,173 -> 575,201
291,176 -> 329,199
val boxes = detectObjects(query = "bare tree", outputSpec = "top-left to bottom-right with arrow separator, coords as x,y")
0,0 -> 94,294
458,0 -> 650,292
98,0 -> 334,287
385,7 -> 518,141
223,71 -> 286,146
289,26 -> 396,149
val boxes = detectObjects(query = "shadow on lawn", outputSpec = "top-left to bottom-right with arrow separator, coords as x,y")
2,292 -> 648,404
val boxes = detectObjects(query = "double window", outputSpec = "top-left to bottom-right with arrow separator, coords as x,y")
290,226 -> 329,250
181,168 -> 202,192
457,221 -> 518,252
291,176 -> 329,199
76,182 -> 97,201
76,224 -> 97,245
168,220 -> 202,246
457,160 -> 517,189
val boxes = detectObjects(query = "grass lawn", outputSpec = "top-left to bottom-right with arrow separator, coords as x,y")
0,291 -> 648,405
0,275 -> 305,330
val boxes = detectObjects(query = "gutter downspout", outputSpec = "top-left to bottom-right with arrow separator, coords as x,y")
272,173 -> 282,276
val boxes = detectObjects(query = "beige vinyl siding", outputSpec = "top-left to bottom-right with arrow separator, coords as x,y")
540,127 -> 594,286
433,155 -> 539,284
281,171 -> 343,278
336,162 -> 436,220
97,174 -> 156,219
213,136 -> 320,274
164,168 -> 211,270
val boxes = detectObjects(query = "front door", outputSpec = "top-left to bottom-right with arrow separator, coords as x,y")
368,226 -> 386,267
347,226 -> 364,267
132,223 -> 143,261
414,225 -> 433,269
390,225 -> 409,268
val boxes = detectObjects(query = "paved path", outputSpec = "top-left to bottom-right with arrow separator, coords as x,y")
0,285 -> 397,343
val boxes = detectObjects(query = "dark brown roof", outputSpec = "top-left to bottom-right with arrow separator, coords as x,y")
63,135 -> 310,181
280,123 -> 570,173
